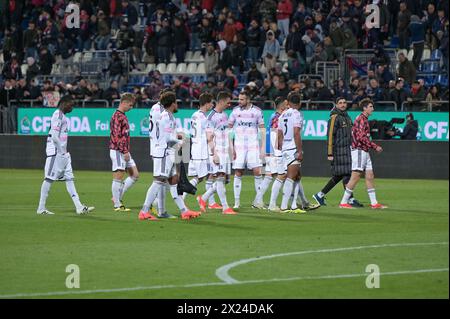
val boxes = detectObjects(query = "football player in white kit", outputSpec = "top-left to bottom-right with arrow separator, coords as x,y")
197,91 -> 237,215
228,90 -> 266,209
139,92 -> 201,220
277,92 -> 315,214
253,97 -> 288,211
36,95 -> 94,215
185,93 -> 221,208
147,88 -> 173,216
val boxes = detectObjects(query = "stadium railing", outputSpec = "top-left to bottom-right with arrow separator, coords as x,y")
374,101 -> 397,111
298,74 -> 324,83
315,62 -> 340,88
401,100 -> 449,112
10,99 -> 109,108
0,105 -> 9,133
303,100 -> 335,110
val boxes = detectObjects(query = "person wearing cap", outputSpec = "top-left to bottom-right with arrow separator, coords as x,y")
313,97 -> 363,208
262,30 -> 280,71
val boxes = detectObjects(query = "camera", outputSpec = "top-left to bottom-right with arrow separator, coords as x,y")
369,118 -> 405,140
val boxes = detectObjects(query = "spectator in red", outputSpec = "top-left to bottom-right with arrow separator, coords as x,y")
222,16 -> 237,44
277,0 -> 293,44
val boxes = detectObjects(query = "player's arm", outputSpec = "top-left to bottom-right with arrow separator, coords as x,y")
294,126 -> 303,161
49,117 -> 65,154
327,114 -> 338,160
277,126 -> 283,151
294,112 -> 303,161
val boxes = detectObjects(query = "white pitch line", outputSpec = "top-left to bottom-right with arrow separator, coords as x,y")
1,242 -> 448,298
0,268 -> 448,299
215,242 -> 449,284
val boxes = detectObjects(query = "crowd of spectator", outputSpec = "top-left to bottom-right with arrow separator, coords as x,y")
0,0 -> 449,114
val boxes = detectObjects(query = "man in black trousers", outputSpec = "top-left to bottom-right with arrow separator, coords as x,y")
313,97 -> 363,207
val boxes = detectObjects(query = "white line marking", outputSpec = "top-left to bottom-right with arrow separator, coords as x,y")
0,268 -> 447,299
215,242 -> 449,284
0,242 -> 448,298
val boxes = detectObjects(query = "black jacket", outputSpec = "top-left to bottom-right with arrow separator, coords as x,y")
327,107 -> 353,176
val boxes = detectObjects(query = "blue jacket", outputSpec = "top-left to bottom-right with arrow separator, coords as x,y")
409,21 -> 425,44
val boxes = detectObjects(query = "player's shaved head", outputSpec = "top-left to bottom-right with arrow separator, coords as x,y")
58,95 -> 75,114
287,92 -> 301,109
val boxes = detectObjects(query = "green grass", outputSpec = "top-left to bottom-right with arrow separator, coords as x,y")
0,169 -> 448,299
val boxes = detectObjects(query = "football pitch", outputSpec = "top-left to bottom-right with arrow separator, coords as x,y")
0,169 -> 448,299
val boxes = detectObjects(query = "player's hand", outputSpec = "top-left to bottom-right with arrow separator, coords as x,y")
297,152 -> 303,162
233,149 -> 237,161
375,146 -> 383,153
327,156 -> 334,161
124,152 -> 131,162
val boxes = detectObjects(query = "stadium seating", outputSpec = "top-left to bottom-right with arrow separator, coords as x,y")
176,63 -> 187,74
166,63 -> 177,73
196,63 -> 206,74
279,50 -> 288,63
73,52 -> 82,63
190,51 -> 204,63
156,63 -> 166,73
431,49 -> 442,60
144,64 -> 155,73
21,64 -> 28,76
436,74 -> 449,86
422,48 -> 431,61
407,49 -> 414,62
187,63 -> 197,73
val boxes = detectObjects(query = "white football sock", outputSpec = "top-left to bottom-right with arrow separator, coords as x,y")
216,177 -> 229,210
367,188 -> 378,205
254,175 -> 262,193
281,178 -> 294,210
341,187 -> 353,205
297,180 -> 309,206
157,182 -> 167,214
201,182 -> 217,202
120,176 -> 138,200
142,181 -> 164,213
233,175 -> 242,204
170,184 -> 187,213
291,181 -> 299,209
269,178 -> 283,207
66,180 -> 83,211
112,179 -> 123,207
205,179 -> 217,204
255,176 -> 272,204
38,179 -> 52,211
